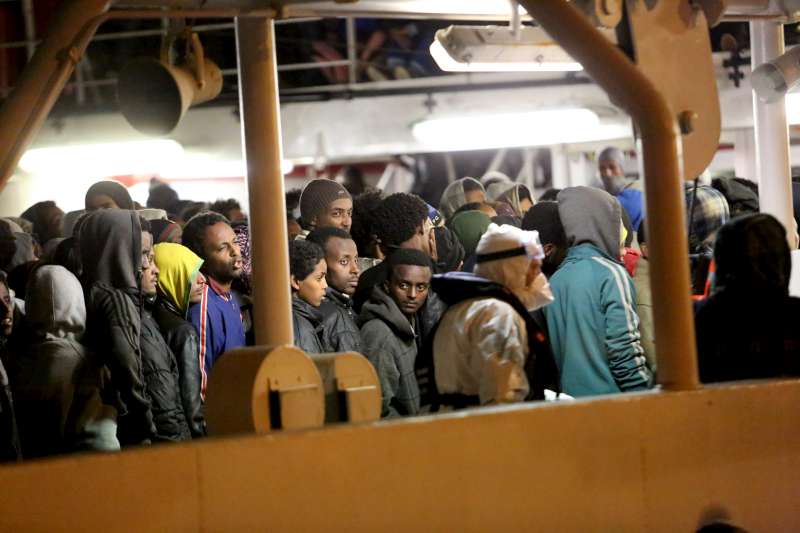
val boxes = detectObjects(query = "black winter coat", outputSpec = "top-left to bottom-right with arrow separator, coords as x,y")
141,304 -> 191,442
153,299 -> 206,438
292,297 -> 326,354
320,289 -> 362,353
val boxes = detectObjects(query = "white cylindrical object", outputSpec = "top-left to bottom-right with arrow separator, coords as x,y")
751,46 -> 800,103
750,21 -> 797,249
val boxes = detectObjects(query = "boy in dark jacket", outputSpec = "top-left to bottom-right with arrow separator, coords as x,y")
359,249 -> 432,417
140,223 -> 191,442
306,227 -> 362,353
289,240 -> 328,354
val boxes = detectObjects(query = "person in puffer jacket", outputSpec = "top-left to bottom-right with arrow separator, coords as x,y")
307,227 -> 362,354
289,240 -> 328,353
359,249 -> 433,417
8,265 -> 119,458
152,242 -> 207,437
544,187 -> 653,397
77,209 -> 155,445
139,225 -> 190,442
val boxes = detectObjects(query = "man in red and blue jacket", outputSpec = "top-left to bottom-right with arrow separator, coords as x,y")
184,212 -> 246,399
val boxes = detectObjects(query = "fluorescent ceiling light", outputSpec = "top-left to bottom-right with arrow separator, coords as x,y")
785,92 -> 800,124
19,140 -> 184,177
412,108 -> 628,151
430,25 -> 582,72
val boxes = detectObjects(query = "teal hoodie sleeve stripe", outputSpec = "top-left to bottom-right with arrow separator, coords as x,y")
592,257 -> 653,391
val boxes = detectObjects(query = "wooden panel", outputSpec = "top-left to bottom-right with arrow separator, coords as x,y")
0,381 -> 799,532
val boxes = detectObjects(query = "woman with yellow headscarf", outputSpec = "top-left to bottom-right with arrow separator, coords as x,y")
152,243 -> 207,437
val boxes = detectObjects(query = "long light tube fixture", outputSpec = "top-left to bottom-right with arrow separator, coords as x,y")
430,25 -> 582,73
19,140 -> 297,178
19,139 -> 185,177
412,108 -> 631,151
784,92 -> 800,124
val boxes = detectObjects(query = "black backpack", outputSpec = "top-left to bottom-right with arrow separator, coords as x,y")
417,272 -> 560,409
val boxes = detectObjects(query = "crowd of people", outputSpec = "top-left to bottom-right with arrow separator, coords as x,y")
1,146 -> 799,462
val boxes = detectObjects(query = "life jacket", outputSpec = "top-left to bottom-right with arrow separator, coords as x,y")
417,272 -> 560,410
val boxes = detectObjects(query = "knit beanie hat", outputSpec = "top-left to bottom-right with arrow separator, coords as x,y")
299,179 -> 351,228
451,210 -> 492,257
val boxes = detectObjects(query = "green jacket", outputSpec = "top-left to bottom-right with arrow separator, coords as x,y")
545,244 -> 652,396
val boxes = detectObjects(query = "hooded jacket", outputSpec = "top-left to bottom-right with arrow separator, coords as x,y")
78,209 -> 154,445
292,297 -> 326,354
152,243 -> 206,438
320,288 -> 362,354
544,187 -> 652,397
439,178 -> 485,221
141,299 -> 191,442
696,214 -> 800,382
8,266 -> 119,458
359,285 -> 421,417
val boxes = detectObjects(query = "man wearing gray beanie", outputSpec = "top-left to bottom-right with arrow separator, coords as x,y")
597,146 -> 644,232
298,179 -> 353,235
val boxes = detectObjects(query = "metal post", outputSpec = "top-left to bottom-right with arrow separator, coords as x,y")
346,17 -> 357,86
518,0 -> 700,390
235,17 -> 294,346
21,0 -> 37,60
750,21 -> 797,248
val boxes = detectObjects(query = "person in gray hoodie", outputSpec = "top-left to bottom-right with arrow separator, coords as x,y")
544,187 -> 653,397
8,265 -> 119,458
359,249 -> 433,417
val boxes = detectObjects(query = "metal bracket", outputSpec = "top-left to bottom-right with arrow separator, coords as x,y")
626,0 -> 721,179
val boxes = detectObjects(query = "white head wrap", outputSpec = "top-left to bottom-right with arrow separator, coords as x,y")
474,224 -> 554,311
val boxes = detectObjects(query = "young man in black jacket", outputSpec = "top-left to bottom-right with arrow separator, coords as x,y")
359,249 -> 433,417
306,227 -> 362,354
139,221 -> 191,442
289,240 -> 328,354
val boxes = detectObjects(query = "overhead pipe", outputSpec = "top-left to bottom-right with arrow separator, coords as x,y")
517,0 -> 700,390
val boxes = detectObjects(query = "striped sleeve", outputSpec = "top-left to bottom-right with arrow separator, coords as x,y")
593,257 -> 654,391
189,285 -> 210,401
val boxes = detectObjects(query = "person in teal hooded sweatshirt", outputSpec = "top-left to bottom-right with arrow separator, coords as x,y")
544,186 -> 653,397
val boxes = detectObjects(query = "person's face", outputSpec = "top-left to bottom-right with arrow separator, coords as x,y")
541,244 -> 567,278
0,283 -> 13,337
201,222 -> 242,283
189,271 -> 207,304
42,205 -> 64,240
86,194 -> 119,211
518,198 -> 534,215
464,189 -> 486,204
324,237 -> 360,296
478,204 -> 497,218
226,208 -> 246,223
398,218 -> 438,261
287,219 -> 303,241
140,232 -> 159,296
315,198 -> 353,232
598,159 -> 624,180
385,264 -> 431,317
292,259 -> 328,307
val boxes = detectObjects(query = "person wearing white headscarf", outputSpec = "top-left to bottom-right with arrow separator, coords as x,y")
432,224 -> 555,406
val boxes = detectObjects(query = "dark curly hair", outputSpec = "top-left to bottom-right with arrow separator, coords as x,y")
306,226 -> 352,253
182,211 -> 230,258
386,248 -> 433,282
350,189 -> 384,257
209,198 -> 242,220
372,193 -> 428,250
289,240 -> 325,282
285,188 -> 302,217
